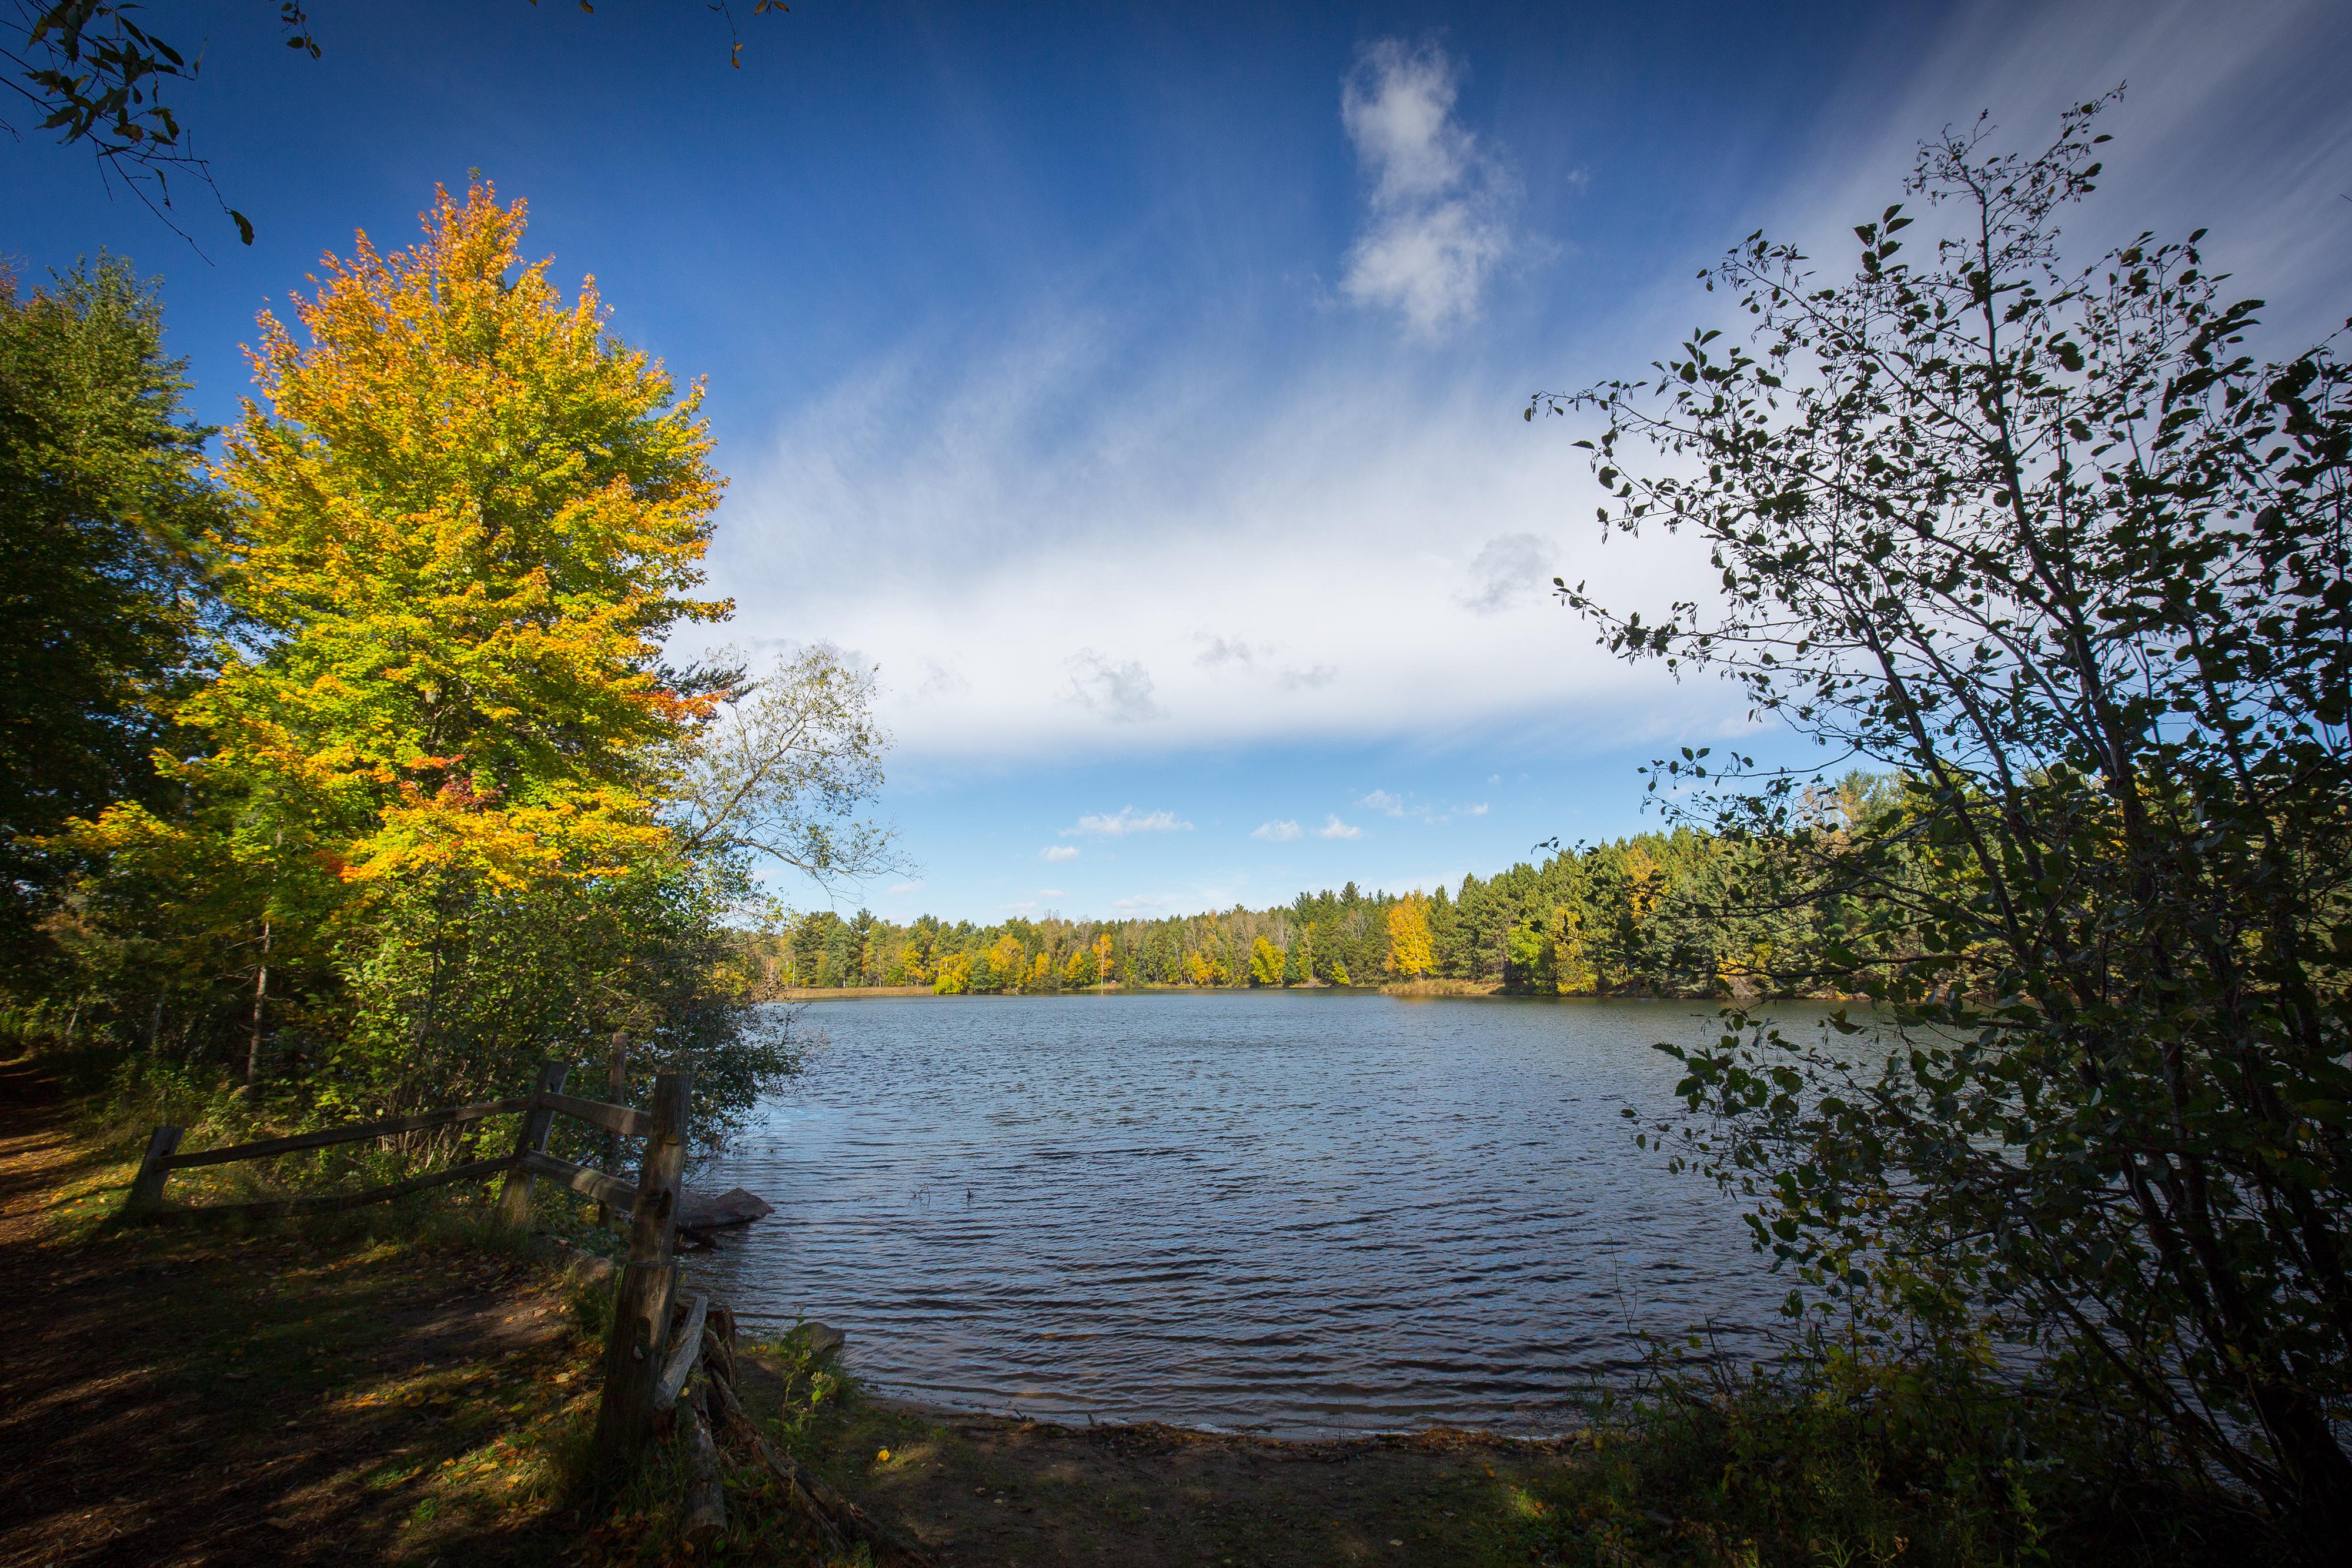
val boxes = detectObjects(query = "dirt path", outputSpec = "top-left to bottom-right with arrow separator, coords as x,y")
0,1058 -> 599,1567
0,1059 -> 1585,1566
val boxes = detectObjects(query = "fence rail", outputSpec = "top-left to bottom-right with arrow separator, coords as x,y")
120,1061 -> 700,1469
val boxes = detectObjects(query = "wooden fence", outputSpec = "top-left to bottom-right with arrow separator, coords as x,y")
121,1062 -> 699,1467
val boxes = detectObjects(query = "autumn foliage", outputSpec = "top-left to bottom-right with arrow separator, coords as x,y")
40,186 -> 793,1131
199,182 -> 727,887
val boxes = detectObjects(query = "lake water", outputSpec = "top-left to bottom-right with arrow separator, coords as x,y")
684,990 -> 1802,1437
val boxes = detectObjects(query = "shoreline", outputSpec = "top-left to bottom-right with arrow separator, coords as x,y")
763,981 -> 1763,1001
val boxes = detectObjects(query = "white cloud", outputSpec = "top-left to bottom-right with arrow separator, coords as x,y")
1358,789 -> 1491,824
1195,634 -> 1256,668
886,880 -> 926,895
914,660 -> 970,700
1041,844 -> 1080,862
1339,39 -> 1519,337
1252,819 -> 1303,841
1277,664 -> 1339,690
1112,894 -> 1165,912
1038,888 -> 1066,897
1000,900 -> 1037,912
1065,806 -> 1194,838
1316,814 -> 1364,840
1063,648 -> 1164,723
1459,532 -> 1553,613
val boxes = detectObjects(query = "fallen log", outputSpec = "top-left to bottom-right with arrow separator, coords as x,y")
654,1293 -> 710,1412
679,1381 -> 727,1549
703,1359 -> 937,1567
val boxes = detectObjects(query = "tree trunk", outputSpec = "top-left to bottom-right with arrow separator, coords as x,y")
245,920 -> 272,1089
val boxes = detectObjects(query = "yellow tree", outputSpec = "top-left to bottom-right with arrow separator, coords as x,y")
1385,892 -> 1434,978
1248,936 -> 1285,987
1093,931 -> 1113,988
75,182 -> 731,1095
196,180 -> 727,891
985,933 -> 1026,992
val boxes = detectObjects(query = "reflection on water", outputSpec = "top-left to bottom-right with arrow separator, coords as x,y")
684,991 -> 1803,1436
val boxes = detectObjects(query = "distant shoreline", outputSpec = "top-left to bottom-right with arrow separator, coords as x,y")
766,979 -> 1546,1000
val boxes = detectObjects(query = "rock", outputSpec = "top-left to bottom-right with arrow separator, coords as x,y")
799,1321 -> 846,1358
676,1185 -> 775,1234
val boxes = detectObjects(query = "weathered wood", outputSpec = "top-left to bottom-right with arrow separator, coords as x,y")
597,1029 -> 629,1227
536,1089 -> 654,1141
707,1366 -> 937,1566
494,1061 -> 571,1228
679,1382 -> 727,1547
123,1125 -> 183,1215
701,1322 -> 736,1390
139,1155 -> 515,1223
592,1069 -> 690,1469
517,1149 -> 637,1215
654,1293 -> 710,1412
163,1098 -> 534,1170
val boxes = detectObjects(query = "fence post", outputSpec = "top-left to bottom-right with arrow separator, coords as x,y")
123,1125 -> 183,1218
592,1069 -> 690,1469
493,1061 -> 570,1229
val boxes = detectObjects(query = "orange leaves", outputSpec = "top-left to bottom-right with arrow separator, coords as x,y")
198,179 -> 727,890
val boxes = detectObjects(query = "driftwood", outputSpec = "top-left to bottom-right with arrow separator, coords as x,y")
654,1293 -> 710,1412
679,1382 -> 728,1547
703,1356 -> 938,1567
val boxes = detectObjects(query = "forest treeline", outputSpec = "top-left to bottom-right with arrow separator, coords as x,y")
753,777 -> 1896,998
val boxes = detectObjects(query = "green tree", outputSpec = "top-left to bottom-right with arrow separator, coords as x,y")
0,258 -> 218,988
1540,98 -> 2352,1537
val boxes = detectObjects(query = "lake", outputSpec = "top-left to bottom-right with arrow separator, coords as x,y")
683,990 -> 1802,1437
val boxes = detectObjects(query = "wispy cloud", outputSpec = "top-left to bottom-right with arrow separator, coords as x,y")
1064,649 -> 1164,723
1359,789 -> 1490,824
1458,533 -> 1553,614
1252,819 -> 1303,841
1195,634 -> 1257,668
1339,39 -> 1519,337
1065,806 -> 1194,838
1041,844 -> 1080,862
886,880 -> 926,895
1316,814 -> 1364,840
1112,894 -> 1165,912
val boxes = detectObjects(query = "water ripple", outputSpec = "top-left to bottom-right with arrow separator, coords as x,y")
685,991 -> 1812,1436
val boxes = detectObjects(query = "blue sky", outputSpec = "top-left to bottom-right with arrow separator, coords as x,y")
9,0 -> 2350,922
